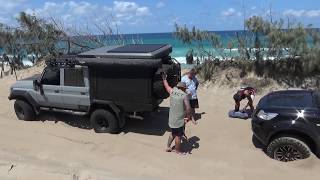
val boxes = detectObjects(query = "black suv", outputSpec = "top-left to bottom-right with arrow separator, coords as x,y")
252,90 -> 320,162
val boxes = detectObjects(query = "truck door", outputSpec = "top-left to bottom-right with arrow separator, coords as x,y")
59,67 -> 90,111
37,67 -> 64,108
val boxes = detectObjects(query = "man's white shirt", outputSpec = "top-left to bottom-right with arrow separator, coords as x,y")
181,75 -> 198,99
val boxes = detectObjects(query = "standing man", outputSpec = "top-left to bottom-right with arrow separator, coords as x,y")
181,68 -> 199,124
162,73 -> 191,155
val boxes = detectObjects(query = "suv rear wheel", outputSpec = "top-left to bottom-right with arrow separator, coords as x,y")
90,109 -> 119,134
14,100 -> 36,121
267,137 -> 311,162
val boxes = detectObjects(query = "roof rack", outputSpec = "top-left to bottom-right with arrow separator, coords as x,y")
45,55 -> 79,68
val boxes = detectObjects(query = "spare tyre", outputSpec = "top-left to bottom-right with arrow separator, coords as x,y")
153,63 -> 180,99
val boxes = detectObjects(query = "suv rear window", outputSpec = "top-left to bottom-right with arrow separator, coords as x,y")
64,68 -> 85,87
267,93 -> 314,108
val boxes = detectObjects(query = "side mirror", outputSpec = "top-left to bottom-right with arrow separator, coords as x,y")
33,79 -> 43,95
33,79 -> 39,91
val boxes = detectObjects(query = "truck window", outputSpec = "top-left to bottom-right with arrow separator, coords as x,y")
41,68 -> 60,85
64,68 -> 85,87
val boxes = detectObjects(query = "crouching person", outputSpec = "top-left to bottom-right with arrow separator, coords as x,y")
162,73 -> 191,155
233,86 -> 256,113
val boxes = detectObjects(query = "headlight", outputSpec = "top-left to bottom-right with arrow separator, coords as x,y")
257,110 -> 278,120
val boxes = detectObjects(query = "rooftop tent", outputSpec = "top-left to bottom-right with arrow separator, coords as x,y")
78,44 -> 172,59
75,44 -> 172,68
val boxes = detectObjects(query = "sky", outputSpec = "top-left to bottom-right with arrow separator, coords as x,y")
0,0 -> 320,34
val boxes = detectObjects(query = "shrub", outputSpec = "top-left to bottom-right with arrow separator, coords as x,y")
175,16 -> 320,90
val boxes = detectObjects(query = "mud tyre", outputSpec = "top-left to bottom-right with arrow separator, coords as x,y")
14,100 -> 36,121
90,109 -> 119,134
267,136 -> 311,162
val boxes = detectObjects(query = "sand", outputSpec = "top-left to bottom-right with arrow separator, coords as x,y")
0,68 -> 319,180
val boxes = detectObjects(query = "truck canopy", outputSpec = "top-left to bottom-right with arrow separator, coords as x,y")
78,44 -> 172,59
50,44 -> 172,68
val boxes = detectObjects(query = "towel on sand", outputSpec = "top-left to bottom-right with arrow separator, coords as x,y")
228,110 -> 249,119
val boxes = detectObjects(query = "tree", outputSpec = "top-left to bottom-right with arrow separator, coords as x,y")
174,24 -> 224,62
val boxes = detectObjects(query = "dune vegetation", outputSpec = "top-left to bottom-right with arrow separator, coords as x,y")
1,12 -> 320,90
175,16 -> 320,90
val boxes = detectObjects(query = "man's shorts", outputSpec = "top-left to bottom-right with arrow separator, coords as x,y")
233,94 -> 241,102
190,99 -> 199,109
171,126 -> 184,137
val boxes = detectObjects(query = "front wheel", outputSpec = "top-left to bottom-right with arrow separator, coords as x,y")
267,137 -> 311,162
90,109 -> 119,134
14,100 -> 36,121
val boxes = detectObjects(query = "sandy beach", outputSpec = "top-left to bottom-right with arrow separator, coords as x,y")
0,69 -> 319,180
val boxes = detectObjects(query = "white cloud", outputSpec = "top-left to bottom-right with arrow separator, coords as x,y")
68,1 -> 97,15
283,9 -> 320,18
0,16 -> 10,24
104,1 -> 151,25
25,1 -> 97,17
221,8 -> 241,17
23,1 -> 151,28
0,0 -> 26,9
156,2 -> 165,8
113,1 -> 151,18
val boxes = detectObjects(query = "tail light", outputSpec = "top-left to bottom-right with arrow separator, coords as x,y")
257,110 -> 278,120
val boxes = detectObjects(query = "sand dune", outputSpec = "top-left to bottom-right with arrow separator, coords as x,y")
0,69 -> 319,180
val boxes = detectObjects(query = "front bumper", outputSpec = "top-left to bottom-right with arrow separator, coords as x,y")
8,92 -> 13,100
251,119 -> 269,146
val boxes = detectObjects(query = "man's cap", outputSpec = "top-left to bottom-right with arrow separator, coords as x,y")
177,82 -> 187,89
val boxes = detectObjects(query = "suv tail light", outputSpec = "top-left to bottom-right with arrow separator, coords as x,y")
257,110 -> 278,120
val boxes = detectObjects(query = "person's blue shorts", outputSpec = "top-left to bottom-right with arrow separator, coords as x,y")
171,126 -> 184,137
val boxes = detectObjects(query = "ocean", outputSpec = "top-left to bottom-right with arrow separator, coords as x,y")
1,30 -> 301,65
1,30 -> 247,66
123,31 -> 243,63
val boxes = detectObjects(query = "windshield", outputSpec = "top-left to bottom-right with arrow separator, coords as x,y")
267,93 -> 314,108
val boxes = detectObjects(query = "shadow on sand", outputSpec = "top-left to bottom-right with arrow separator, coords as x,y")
37,110 -> 92,129
37,107 -> 171,136
194,112 -> 206,121
182,136 -> 200,154
123,107 -> 170,136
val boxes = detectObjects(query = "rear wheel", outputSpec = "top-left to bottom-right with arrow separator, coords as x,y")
90,109 -> 119,134
267,137 -> 311,162
14,100 -> 36,121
